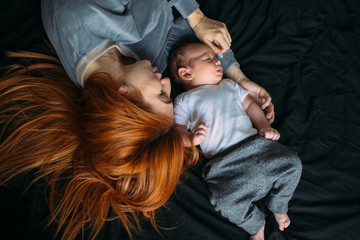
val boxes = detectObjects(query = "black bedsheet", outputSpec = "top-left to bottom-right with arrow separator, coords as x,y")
1,0 -> 360,239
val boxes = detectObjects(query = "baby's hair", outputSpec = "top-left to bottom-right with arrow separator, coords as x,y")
168,43 -> 194,84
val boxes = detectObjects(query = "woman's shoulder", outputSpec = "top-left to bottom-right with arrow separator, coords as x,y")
49,0 -> 127,20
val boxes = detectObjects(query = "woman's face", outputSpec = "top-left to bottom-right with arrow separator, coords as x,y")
122,60 -> 173,118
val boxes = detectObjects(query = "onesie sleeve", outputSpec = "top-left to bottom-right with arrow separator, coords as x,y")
170,0 -> 199,18
174,96 -> 191,127
226,79 -> 248,102
237,84 -> 249,103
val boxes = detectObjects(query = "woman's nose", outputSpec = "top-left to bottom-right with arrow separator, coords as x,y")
215,59 -> 221,65
160,77 -> 170,85
160,77 -> 172,97
155,72 -> 162,80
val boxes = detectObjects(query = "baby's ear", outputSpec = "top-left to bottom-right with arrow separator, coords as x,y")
178,67 -> 192,81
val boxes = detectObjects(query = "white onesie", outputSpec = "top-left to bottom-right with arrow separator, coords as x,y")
174,79 -> 258,158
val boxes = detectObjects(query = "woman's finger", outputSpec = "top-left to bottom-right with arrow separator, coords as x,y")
221,24 -> 232,46
207,40 -> 222,56
210,33 -> 230,53
260,93 -> 272,109
265,104 -> 275,123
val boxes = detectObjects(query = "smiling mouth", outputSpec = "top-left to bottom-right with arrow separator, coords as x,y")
217,68 -> 223,75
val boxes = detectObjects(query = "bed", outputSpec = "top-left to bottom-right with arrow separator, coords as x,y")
1,0 -> 360,239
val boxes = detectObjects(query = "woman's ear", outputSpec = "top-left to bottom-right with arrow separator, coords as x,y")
118,85 -> 129,95
178,67 -> 192,81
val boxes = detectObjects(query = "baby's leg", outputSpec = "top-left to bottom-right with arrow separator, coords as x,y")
249,223 -> 265,240
263,141 -> 301,232
274,213 -> 290,231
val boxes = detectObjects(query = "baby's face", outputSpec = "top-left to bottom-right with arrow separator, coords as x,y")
186,44 -> 223,86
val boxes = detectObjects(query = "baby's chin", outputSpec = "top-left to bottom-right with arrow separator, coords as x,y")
214,76 -> 223,84
209,77 -> 222,85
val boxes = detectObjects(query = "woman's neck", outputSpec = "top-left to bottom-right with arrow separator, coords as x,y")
84,47 -> 133,85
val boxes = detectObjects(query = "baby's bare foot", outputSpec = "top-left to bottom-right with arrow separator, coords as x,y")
249,224 -> 265,240
274,213 -> 290,231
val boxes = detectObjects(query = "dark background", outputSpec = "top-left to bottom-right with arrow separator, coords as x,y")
1,0 -> 360,239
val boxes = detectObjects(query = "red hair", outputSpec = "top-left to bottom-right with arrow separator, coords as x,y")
0,51 -> 198,240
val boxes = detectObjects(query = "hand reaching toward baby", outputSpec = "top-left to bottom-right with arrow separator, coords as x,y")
187,8 -> 231,57
192,17 -> 232,57
258,127 -> 280,140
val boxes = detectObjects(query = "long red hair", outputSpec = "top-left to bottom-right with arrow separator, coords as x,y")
0,51 -> 198,240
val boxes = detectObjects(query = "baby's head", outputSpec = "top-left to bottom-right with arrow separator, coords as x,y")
169,43 -> 223,90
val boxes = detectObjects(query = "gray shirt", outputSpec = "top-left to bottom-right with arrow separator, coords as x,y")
41,0 -> 199,87
41,0 -> 239,88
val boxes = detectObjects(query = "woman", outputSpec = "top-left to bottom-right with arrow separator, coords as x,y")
0,0 -> 274,239
0,52 -> 198,240
41,0 -> 274,121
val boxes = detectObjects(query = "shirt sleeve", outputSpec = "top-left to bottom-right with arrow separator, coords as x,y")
43,0 -> 174,86
43,0 -> 135,85
174,96 -> 191,127
169,0 -> 199,18
220,49 -> 240,73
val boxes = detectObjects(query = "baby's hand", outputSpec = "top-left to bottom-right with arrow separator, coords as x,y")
258,127 -> 280,140
192,123 -> 209,145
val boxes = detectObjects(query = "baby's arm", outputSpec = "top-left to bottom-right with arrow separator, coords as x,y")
242,95 -> 280,140
176,123 -> 209,147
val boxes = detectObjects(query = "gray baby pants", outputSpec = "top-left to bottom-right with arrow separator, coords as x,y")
202,135 -> 302,235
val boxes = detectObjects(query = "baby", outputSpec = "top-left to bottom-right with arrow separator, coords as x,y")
169,42 -> 302,240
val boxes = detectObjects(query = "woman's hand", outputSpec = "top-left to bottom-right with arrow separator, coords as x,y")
246,83 -> 274,123
187,8 -> 232,56
242,80 -> 275,123
226,64 -> 275,123
257,87 -> 274,123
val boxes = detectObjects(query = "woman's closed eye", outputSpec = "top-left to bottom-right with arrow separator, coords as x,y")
159,91 -> 172,104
